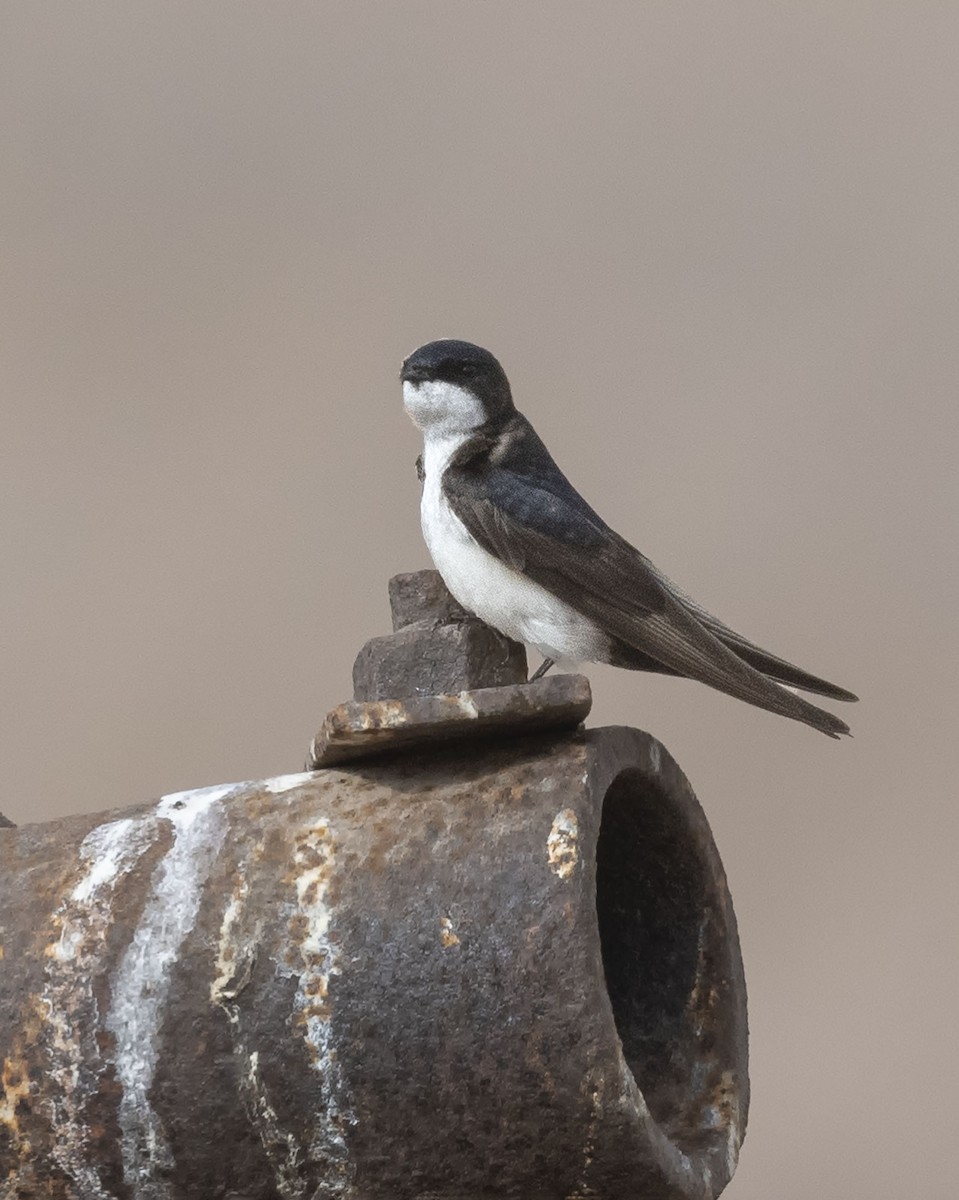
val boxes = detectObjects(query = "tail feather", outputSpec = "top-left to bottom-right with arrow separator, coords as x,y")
706,629 -> 858,702
650,570 -> 858,703
605,612 -> 853,739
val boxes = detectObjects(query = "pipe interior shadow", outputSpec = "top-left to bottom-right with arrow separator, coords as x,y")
596,767 -> 717,1144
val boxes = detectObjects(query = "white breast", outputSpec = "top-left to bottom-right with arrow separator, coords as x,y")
418,434 -> 609,664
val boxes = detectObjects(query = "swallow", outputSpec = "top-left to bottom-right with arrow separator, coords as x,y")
400,339 -> 857,737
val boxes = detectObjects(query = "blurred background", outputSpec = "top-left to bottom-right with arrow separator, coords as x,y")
1,4 -> 955,1197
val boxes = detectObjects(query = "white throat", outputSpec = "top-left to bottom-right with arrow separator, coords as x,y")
403,380 -> 486,440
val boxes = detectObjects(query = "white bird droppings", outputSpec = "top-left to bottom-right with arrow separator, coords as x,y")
42,816 -> 160,1197
263,772 -> 315,795
285,818 -> 356,1193
105,783 -> 236,1195
210,852 -> 312,1200
69,818 -> 154,907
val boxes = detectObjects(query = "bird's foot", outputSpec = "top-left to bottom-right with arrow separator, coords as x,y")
528,657 -> 556,683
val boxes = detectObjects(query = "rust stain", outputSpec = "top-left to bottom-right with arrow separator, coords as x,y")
0,1058 -> 31,1136
712,1069 -> 739,1127
293,1000 -> 333,1032
566,1072 -> 605,1199
210,866 -> 260,1009
328,699 -> 411,735
0,996 -> 45,1159
303,975 -> 330,999
687,907 -> 721,1038
439,916 -> 460,948
547,808 -> 579,880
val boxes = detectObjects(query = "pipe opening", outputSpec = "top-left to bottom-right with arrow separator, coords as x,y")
596,767 -> 729,1143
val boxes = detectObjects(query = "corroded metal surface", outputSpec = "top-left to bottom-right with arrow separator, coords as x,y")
314,571 -> 588,768
387,569 -> 472,632
0,728 -> 747,1199
308,673 -> 593,768
321,570 -> 585,768
353,569 -> 528,702
353,620 -> 528,703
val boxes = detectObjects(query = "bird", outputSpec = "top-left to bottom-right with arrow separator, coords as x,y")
400,339 -> 857,737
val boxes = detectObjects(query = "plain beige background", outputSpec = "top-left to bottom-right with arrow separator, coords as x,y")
2,4 -> 955,1197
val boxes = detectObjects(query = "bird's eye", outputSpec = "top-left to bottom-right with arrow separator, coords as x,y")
460,363 -> 478,378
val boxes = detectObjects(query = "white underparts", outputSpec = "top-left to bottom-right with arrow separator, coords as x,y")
406,381 -> 608,665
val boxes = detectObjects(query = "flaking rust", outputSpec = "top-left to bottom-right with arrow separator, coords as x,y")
0,572 -> 747,1198
308,674 -> 593,767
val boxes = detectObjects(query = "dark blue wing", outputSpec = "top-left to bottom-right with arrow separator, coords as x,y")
442,413 -> 853,737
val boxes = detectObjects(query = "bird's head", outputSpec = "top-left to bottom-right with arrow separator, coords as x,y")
400,340 -> 514,436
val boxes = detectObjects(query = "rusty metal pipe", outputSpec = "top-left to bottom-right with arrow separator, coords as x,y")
0,726 -> 746,1199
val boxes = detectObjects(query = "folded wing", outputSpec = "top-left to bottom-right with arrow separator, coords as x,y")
443,418 -> 855,737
